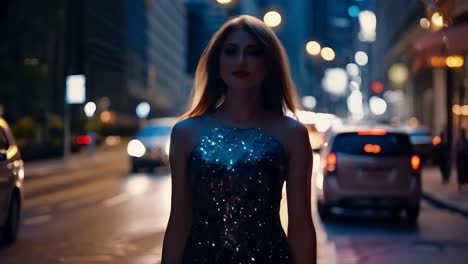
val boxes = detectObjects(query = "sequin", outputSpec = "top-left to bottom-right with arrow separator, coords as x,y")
183,125 -> 291,263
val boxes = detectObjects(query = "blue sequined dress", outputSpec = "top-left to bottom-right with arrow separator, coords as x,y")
183,121 -> 291,264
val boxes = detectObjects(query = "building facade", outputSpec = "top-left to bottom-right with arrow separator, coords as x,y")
375,0 -> 468,151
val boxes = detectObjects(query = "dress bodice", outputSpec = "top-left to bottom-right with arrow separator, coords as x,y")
183,123 -> 291,263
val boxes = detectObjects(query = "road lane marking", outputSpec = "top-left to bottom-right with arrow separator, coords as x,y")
102,193 -> 129,207
23,214 -> 51,226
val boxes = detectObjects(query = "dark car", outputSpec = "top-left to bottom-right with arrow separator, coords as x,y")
315,125 -> 422,225
127,117 -> 177,173
0,117 -> 24,242
404,126 -> 435,164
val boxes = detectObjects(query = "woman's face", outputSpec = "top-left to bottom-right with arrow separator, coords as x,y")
219,29 -> 266,91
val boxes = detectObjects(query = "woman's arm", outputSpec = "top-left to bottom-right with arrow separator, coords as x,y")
161,121 -> 193,264
286,123 -> 317,264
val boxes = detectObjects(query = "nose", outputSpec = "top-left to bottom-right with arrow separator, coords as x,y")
236,50 -> 247,64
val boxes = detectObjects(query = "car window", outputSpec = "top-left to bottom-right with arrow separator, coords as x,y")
410,131 -> 431,137
0,128 -> 9,150
332,132 -> 413,157
137,126 -> 172,138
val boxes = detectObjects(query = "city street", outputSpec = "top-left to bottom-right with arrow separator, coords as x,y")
1,150 -> 467,263
2,0 -> 468,263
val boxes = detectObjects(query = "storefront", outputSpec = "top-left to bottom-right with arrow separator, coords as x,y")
410,21 -> 468,149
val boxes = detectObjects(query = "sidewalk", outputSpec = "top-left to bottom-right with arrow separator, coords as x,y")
422,165 -> 468,217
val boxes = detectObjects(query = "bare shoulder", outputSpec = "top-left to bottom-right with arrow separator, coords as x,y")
171,116 -> 205,154
172,116 -> 203,135
269,115 -> 310,155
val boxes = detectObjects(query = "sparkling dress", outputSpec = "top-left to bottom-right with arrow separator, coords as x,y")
182,122 -> 291,264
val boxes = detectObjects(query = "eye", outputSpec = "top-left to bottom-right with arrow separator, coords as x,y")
247,48 -> 263,57
223,47 -> 237,56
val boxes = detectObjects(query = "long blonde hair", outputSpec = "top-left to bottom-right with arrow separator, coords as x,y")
180,15 -> 299,119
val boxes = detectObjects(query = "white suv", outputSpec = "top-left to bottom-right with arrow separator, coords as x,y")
315,125 -> 421,225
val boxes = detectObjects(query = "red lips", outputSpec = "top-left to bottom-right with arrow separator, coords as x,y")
232,70 -> 250,78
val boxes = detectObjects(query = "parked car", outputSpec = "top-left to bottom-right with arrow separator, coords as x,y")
0,117 -> 24,242
403,126 -> 435,164
315,125 -> 421,225
127,117 -> 177,173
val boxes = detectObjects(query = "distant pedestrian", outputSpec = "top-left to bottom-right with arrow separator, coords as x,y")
455,128 -> 468,190
435,131 -> 450,184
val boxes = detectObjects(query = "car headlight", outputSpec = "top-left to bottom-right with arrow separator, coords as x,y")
127,139 -> 146,157
165,140 -> 170,156
315,172 -> 324,190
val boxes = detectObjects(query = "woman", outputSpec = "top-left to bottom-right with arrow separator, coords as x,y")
162,15 -> 316,264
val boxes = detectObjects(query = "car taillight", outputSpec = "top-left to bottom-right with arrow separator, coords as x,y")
411,155 -> 421,171
76,135 -> 92,145
357,129 -> 387,136
326,152 -> 337,172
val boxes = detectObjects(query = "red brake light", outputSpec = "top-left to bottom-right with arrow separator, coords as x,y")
326,153 -> 337,172
76,135 -> 91,145
411,155 -> 421,171
357,129 -> 387,136
83,135 -> 92,145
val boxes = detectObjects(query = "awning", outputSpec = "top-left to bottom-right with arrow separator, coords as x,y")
410,22 -> 468,71
412,22 -> 468,57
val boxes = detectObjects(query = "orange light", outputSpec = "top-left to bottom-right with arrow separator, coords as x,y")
357,129 -> 387,136
326,152 -> 337,171
364,144 -> 381,154
428,56 -> 446,67
374,145 -> 381,153
432,136 -> 441,146
100,111 -> 113,123
446,55 -> 464,68
411,155 -> 421,171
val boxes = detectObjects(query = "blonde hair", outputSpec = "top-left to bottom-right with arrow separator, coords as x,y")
180,15 -> 299,119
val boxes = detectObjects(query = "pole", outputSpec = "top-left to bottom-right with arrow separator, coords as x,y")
64,96 -> 70,159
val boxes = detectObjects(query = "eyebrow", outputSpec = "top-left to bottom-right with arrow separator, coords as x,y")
224,43 -> 260,48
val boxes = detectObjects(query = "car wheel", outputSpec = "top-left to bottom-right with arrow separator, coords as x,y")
406,205 -> 420,226
2,194 -> 20,243
317,201 -> 330,221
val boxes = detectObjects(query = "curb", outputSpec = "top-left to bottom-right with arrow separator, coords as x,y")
422,192 -> 468,218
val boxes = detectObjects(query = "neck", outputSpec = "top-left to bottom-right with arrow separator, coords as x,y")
217,88 -> 263,124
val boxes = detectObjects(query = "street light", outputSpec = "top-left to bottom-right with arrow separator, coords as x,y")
346,63 -> 360,77
355,51 -> 368,66
216,0 -> 232,4
320,47 -> 335,61
84,102 -> 96,118
263,11 -> 282,28
136,102 -> 150,128
305,41 -> 321,56
358,10 -> 376,42
84,102 -> 96,154
431,12 -> 444,29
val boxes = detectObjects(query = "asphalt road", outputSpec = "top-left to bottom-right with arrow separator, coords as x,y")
1,163 -> 467,263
